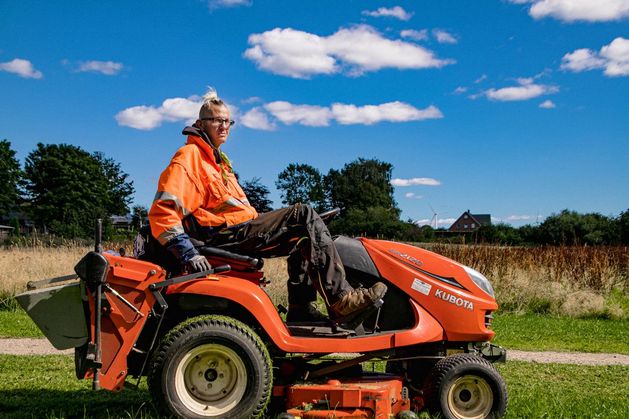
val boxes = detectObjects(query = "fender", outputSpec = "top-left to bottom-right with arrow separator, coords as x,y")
166,276 -> 444,353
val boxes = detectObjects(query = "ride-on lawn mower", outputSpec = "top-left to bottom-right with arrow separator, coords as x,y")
17,215 -> 507,418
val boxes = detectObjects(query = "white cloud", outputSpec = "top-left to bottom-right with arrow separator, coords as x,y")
433,29 -> 458,44
539,99 -> 556,108
244,25 -> 454,78
483,77 -> 559,101
76,60 -> 123,75
454,86 -> 468,94
560,48 -> 607,72
418,217 -> 455,227
510,0 -> 629,22
362,6 -> 414,21
562,37 -> 629,76
264,101 -> 333,127
600,37 -> 629,76
506,215 -> 533,221
415,217 -> 456,227
332,102 -> 443,125
0,58 -> 43,79
209,0 -> 251,9
115,106 -> 165,130
116,96 -> 202,130
404,192 -> 423,199
258,100 -> 442,128
400,29 -> 428,41
391,177 -> 441,186
475,74 -> 488,83
118,96 -> 443,131
241,107 -> 276,131
242,96 -> 263,104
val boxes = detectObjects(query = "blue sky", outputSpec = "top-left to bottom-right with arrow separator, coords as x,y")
1,0 -> 628,227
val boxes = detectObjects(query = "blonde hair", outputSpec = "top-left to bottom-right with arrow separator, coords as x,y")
199,87 -> 227,119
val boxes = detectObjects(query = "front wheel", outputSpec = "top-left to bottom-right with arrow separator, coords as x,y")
148,315 -> 272,418
423,353 -> 507,419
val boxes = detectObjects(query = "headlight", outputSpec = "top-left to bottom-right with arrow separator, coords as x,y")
463,265 -> 495,298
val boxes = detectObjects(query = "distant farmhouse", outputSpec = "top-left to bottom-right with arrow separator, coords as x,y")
0,225 -> 14,241
449,210 -> 491,232
110,215 -> 133,230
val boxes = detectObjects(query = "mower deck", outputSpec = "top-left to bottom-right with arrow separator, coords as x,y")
279,375 -> 411,418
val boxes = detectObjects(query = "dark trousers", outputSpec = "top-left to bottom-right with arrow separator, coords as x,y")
204,204 -> 352,307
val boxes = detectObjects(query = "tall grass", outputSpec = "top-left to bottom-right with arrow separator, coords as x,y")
1,241 -> 627,319
422,244 -> 628,319
0,240 -> 129,311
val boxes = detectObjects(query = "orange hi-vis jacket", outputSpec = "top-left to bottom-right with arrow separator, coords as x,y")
149,127 -> 258,247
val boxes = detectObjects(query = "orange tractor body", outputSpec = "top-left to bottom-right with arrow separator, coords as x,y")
18,232 -> 507,418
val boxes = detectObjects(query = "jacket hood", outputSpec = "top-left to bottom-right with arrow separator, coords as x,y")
182,125 -> 223,164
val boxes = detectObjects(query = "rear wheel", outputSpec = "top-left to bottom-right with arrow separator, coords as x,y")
423,353 -> 507,419
148,315 -> 272,418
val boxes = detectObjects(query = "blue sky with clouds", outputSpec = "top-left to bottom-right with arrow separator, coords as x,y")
1,0 -> 628,227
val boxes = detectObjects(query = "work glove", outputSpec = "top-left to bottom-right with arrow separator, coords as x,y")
186,254 -> 212,273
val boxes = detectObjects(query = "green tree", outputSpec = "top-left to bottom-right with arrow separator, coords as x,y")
398,221 -> 435,242
325,158 -> 400,237
619,209 -> 629,245
22,143 -> 134,237
538,210 -> 617,245
275,163 -> 326,212
241,177 -> 273,213
329,206 -> 404,238
9,217 -> 20,237
476,223 -> 523,245
325,158 -> 398,213
0,140 -> 22,219
94,152 -> 134,216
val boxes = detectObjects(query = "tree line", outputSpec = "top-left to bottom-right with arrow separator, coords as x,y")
1,140 -> 133,238
2,139 -> 627,245
263,161 -> 629,246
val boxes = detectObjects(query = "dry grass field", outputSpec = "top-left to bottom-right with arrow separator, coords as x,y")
423,243 -> 628,319
1,241 -> 627,319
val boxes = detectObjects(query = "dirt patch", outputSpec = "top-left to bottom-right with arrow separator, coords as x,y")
1,338 -> 628,366
0,338 -> 73,356
509,349 -> 629,366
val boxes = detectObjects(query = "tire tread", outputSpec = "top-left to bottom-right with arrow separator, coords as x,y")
423,353 -> 507,419
147,315 -> 272,418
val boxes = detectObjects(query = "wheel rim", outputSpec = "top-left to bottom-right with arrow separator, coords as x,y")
175,343 -> 247,416
446,374 -> 493,419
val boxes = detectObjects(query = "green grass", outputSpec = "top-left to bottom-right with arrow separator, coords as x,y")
0,355 -> 156,418
1,355 -> 627,418
492,313 -> 629,354
0,311 -> 43,338
499,361 -> 629,419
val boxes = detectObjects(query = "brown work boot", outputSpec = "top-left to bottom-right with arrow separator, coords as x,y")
330,282 -> 387,319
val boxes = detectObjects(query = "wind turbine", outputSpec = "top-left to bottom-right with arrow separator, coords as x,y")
429,204 -> 438,229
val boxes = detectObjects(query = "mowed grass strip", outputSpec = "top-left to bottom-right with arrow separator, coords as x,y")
0,355 -> 627,418
492,313 -> 629,354
0,311 -> 43,338
499,361 -> 629,419
0,355 -> 156,418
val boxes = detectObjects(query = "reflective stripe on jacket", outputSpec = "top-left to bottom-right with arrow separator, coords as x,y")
149,129 -> 258,245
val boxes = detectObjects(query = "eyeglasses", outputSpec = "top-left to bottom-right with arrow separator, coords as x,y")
202,117 -> 235,127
